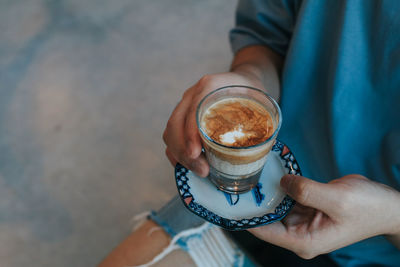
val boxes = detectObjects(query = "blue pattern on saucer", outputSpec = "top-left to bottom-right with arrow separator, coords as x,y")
175,140 -> 301,230
224,192 -> 240,206
252,183 -> 265,207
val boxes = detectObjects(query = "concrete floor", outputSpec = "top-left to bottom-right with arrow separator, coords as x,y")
0,0 -> 235,266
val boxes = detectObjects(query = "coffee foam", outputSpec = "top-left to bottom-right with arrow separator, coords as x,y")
219,126 -> 245,144
201,98 -> 274,147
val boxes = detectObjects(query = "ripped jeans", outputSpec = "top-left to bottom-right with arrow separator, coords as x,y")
148,196 -> 338,267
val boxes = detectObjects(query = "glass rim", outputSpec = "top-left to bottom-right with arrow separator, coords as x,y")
196,85 -> 282,150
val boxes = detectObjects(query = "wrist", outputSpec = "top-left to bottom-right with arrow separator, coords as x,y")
230,64 -> 280,100
229,45 -> 282,100
231,64 -> 264,87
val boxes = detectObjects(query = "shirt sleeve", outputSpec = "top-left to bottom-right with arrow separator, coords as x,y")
229,0 -> 301,56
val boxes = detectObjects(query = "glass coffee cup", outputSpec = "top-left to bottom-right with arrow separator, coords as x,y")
196,85 -> 282,194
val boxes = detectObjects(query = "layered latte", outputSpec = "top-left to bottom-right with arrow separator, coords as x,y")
200,98 -> 275,176
197,86 -> 281,194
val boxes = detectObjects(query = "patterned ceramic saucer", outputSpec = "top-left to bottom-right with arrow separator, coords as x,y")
175,140 -> 301,230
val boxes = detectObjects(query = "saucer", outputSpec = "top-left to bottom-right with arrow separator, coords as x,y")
175,140 -> 301,230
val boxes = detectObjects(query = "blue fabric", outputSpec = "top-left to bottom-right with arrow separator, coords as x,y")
230,0 -> 400,266
149,196 -> 205,251
149,196 -> 204,237
150,196 -> 258,266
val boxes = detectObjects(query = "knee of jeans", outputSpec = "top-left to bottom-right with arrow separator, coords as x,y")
149,195 -> 204,237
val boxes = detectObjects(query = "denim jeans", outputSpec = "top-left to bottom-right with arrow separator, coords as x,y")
150,196 -> 338,267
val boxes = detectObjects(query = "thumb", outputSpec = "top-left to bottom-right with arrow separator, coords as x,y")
280,175 -> 337,214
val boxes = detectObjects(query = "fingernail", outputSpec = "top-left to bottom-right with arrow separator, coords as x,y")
191,161 -> 201,175
191,161 -> 207,177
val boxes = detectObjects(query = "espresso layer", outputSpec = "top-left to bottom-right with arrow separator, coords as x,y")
201,98 -> 273,147
202,140 -> 274,164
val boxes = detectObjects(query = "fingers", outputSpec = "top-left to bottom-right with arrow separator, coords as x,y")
280,175 -> 338,216
183,76 -> 226,162
188,154 -> 209,177
248,222 -> 296,251
163,86 -> 209,177
166,147 -> 210,177
248,210 -> 325,260
165,148 -> 177,166
163,72 -> 255,177
184,94 -> 204,160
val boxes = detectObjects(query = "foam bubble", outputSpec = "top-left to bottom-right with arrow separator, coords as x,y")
219,126 -> 245,145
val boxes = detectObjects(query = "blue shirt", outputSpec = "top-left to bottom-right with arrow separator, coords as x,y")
230,0 -> 400,266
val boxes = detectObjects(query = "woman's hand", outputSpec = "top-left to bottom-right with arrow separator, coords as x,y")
249,174 -> 400,259
162,45 -> 283,177
162,71 -> 264,177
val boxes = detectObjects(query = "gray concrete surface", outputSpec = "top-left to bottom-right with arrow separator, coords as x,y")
0,0 -> 235,266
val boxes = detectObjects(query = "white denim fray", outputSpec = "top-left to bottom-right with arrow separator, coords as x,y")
132,222 -> 246,267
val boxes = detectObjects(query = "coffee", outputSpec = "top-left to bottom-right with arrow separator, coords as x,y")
201,98 -> 274,147
196,86 -> 281,194
200,97 -> 276,175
